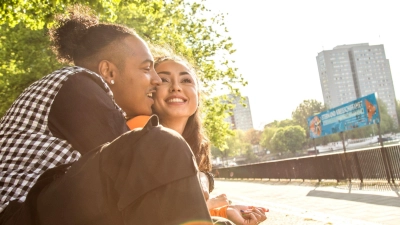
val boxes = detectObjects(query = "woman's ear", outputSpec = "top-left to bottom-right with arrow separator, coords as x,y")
99,60 -> 118,86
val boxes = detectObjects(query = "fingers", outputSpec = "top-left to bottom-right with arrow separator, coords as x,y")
215,193 -> 230,205
247,212 -> 259,225
255,206 -> 269,213
252,207 -> 267,224
240,206 -> 268,224
216,194 -> 227,199
252,208 -> 267,223
207,195 -> 230,209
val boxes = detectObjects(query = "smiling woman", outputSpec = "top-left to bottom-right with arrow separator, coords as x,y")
0,5 -> 212,225
150,52 -> 268,225
152,59 -> 199,134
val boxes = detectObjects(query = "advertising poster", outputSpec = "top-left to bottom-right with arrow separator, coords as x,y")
308,93 -> 380,138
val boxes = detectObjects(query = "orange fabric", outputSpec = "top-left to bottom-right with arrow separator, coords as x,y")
209,205 -> 228,218
126,115 -> 151,130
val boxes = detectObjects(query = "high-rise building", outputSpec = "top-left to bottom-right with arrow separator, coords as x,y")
316,43 -> 398,127
225,95 -> 254,131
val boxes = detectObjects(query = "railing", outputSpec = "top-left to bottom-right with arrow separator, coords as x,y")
212,144 -> 400,183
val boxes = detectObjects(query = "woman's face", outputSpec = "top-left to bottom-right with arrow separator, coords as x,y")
153,60 -> 199,121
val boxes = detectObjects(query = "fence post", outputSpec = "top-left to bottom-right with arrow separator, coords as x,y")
385,148 -> 395,183
332,155 -> 340,183
340,132 -> 352,182
377,123 -> 393,183
340,132 -> 346,153
340,153 -> 351,182
353,152 -> 363,183
313,138 -> 318,156
314,156 -> 322,182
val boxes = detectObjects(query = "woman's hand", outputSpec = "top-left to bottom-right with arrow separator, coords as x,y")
206,194 -> 230,209
226,205 -> 268,225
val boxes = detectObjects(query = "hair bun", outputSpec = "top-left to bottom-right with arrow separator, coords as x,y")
49,4 -> 99,63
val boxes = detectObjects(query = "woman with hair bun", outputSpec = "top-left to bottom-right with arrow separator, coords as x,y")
0,5 -> 212,225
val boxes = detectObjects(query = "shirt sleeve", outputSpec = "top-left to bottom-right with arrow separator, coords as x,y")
48,72 -> 129,155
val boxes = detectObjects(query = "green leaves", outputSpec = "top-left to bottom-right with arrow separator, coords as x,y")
291,99 -> 327,138
263,125 -> 306,154
0,23 -> 62,114
203,96 -> 234,150
0,0 -> 244,150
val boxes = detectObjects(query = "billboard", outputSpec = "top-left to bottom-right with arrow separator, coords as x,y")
308,93 -> 380,138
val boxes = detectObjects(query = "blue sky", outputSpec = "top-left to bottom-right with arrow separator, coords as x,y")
204,0 -> 400,129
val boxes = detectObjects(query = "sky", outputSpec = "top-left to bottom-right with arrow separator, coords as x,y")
203,0 -> 400,130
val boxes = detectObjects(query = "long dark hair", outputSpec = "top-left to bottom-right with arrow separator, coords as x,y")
154,55 -> 212,172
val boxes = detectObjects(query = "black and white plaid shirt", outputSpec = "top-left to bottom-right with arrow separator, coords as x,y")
0,66 -> 122,212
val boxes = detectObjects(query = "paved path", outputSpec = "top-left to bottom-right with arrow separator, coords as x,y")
212,179 -> 400,225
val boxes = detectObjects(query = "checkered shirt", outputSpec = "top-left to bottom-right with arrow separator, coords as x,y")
0,66 -> 123,213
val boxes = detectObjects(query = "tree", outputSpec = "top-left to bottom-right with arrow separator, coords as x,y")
0,0 -> 245,150
276,119 -> 296,128
260,126 -> 276,151
243,148 -> 258,164
269,128 -> 285,153
260,118 -> 297,151
0,24 -> 62,114
225,130 -> 251,157
244,129 -> 262,146
203,96 -> 234,150
270,126 -> 306,153
377,98 -> 394,134
291,99 -> 327,138
283,125 -> 306,153
211,129 -> 251,164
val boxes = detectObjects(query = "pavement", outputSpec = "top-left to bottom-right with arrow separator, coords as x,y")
212,179 -> 400,225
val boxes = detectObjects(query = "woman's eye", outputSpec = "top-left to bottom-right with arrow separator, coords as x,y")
161,77 -> 169,82
182,78 -> 192,83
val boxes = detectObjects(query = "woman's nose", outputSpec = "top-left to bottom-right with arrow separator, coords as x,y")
170,81 -> 182,92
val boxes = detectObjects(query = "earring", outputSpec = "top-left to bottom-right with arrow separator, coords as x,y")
110,80 -> 115,85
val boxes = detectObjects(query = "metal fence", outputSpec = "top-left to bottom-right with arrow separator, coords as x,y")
212,144 -> 400,183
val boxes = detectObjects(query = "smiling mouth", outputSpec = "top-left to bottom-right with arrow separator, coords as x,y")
147,93 -> 153,98
167,98 -> 186,103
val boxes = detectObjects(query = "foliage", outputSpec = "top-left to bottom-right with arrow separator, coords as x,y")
0,0 -> 245,150
264,119 -> 296,129
260,119 -> 298,150
243,129 -> 262,146
211,129 -> 251,162
260,126 -> 277,151
269,128 -> 285,153
203,96 -> 234,150
244,148 -> 257,163
376,98 -> 394,134
225,130 -> 251,156
283,125 -> 307,152
291,99 -> 327,138
0,0 -> 122,30
0,24 -> 62,114
270,125 -> 306,153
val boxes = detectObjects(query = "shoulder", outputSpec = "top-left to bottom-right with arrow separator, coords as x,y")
61,67 -> 109,92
